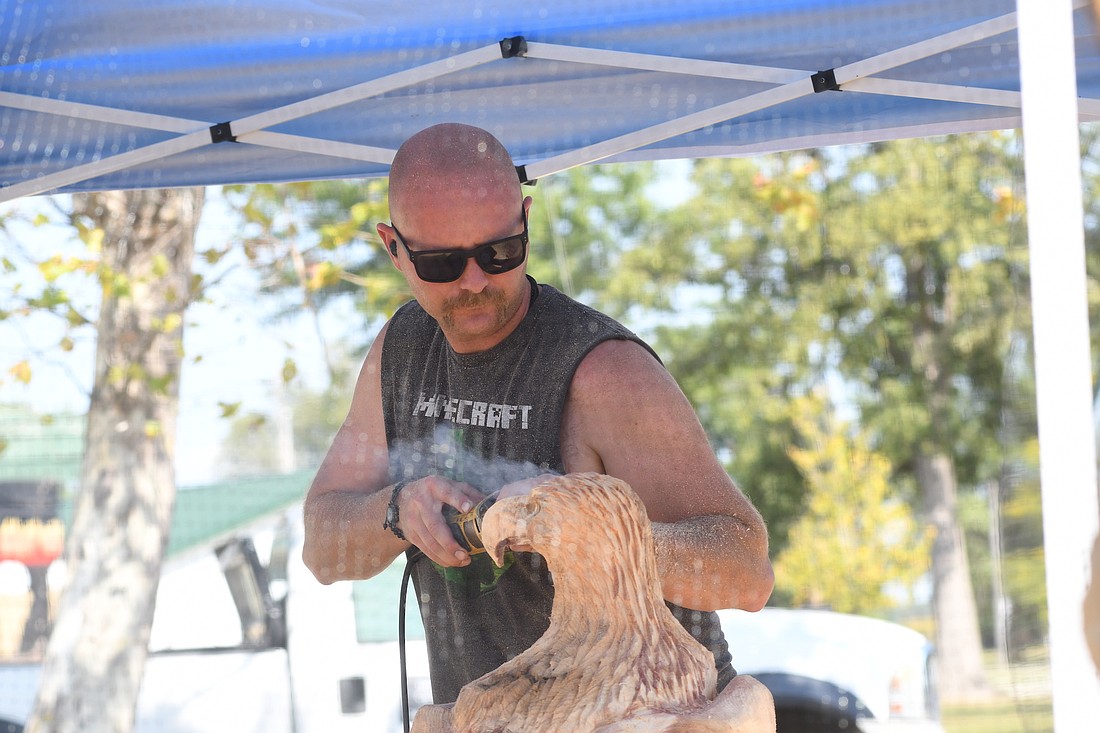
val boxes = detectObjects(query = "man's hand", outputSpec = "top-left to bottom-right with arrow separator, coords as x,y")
397,476 -> 487,567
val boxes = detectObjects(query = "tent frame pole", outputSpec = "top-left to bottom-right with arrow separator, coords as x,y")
1017,0 -> 1100,728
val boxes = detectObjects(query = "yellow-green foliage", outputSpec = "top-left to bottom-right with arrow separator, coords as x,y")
775,396 -> 932,615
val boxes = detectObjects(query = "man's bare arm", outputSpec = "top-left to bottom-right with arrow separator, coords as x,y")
303,321 -> 488,582
651,515 -> 771,612
302,324 -> 405,583
560,339 -> 773,612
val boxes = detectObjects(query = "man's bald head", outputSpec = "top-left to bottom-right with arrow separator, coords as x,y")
388,123 -> 521,226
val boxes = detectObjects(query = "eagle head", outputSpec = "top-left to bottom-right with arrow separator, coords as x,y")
480,472 -> 650,568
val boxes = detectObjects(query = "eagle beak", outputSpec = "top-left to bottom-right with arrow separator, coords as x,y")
481,494 -> 537,567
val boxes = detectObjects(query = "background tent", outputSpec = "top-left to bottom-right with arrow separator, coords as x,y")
2,0 -> 1098,728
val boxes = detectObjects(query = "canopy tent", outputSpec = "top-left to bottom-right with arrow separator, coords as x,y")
2,0 -> 1100,196
1,0 -> 1098,727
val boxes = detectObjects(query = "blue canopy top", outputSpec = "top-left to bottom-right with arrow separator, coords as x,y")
1,0 -> 1098,198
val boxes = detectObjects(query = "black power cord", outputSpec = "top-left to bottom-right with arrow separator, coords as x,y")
399,549 -> 424,733
396,493 -> 497,731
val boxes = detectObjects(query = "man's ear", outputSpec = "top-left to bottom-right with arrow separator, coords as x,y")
378,222 -> 399,259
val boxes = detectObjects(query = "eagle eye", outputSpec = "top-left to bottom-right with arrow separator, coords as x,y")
524,498 -> 541,518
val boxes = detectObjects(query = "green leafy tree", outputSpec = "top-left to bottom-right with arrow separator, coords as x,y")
215,410 -> 283,476
214,366 -> 357,477
222,179 -> 398,381
602,155 -> 828,554
605,135 -> 1032,699
526,163 -> 660,300
775,395 -> 931,615
826,135 -> 1026,699
221,164 -> 659,392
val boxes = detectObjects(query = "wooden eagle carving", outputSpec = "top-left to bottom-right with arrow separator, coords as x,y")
411,472 -> 776,733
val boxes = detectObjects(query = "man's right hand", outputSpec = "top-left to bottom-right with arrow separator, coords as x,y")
396,476 -> 487,567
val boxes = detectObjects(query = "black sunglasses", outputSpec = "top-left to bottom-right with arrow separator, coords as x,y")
391,210 -> 528,284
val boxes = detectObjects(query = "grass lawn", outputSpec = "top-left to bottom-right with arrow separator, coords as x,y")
941,699 -> 1053,733
940,646 -> 1053,733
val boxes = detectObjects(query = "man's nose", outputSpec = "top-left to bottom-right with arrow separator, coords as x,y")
455,256 -> 488,291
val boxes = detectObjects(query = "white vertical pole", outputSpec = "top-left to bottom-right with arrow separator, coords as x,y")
1016,1 -> 1100,729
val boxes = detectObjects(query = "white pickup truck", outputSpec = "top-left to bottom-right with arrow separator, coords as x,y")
0,505 -> 944,733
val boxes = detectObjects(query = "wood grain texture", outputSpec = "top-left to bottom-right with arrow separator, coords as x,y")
412,472 -> 775,733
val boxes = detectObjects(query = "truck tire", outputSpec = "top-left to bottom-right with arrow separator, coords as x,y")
775,706 -> 857,733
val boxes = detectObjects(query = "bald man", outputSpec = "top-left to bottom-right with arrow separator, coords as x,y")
302,123 -> 774,704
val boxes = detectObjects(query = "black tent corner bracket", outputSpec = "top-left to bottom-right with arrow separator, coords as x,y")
811,68 -> 841,93
500,36 -> 528,59
516,164 -> 537,186
209,121 -> 238,144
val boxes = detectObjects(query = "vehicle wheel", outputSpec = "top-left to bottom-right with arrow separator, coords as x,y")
0,719 -> 24,733
775,706 -> 859,733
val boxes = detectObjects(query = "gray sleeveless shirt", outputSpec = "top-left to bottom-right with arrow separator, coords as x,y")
380,277 -> 734,703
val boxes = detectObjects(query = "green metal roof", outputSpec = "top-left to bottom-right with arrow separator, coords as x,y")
167,470 -> 312,557
1,405 -> 313,559
46,470 -> 312,559
0,406 -> 83,488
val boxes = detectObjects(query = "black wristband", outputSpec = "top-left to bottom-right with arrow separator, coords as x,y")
382,480 -> 410,540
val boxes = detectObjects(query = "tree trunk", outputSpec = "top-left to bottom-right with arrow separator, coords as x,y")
26,188 -> 204,733
916,451 -> 992,703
